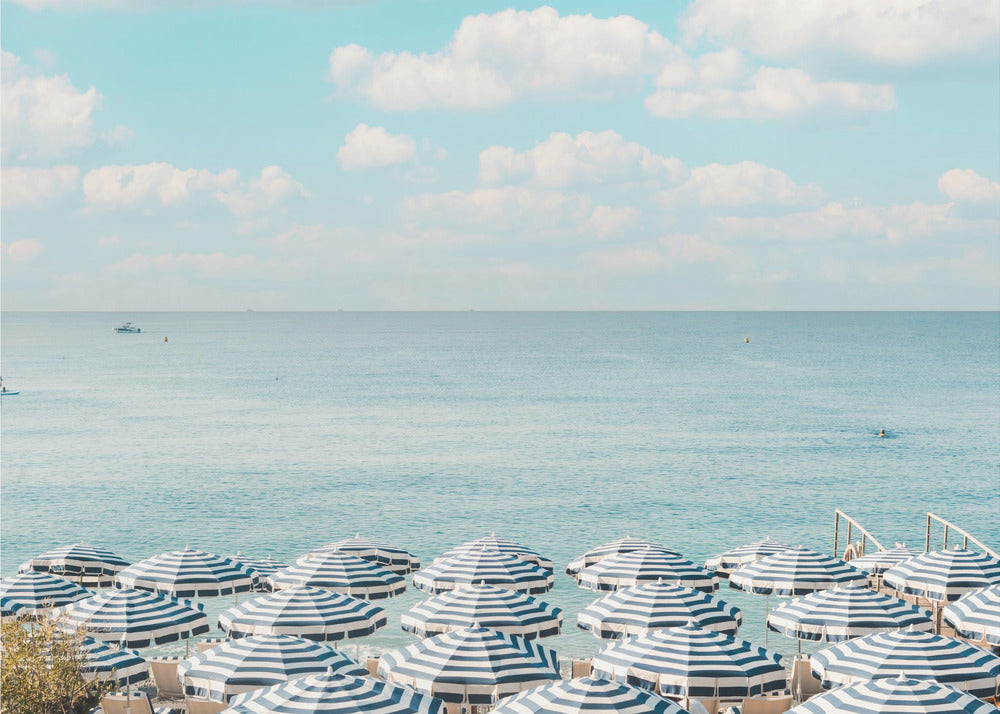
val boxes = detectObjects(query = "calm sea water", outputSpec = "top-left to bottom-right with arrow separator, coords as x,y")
2,312 -> 998,662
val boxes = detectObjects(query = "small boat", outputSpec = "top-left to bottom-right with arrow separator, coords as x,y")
0,390 -> 19,396
114,322 -> 141,333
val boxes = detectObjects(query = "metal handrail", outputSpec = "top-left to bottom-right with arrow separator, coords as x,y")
925,512 -> 998,557
833,509 -> 886,558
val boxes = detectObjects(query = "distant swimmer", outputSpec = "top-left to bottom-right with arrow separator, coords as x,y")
744,336 -> 749,344
878,429 -> 886,437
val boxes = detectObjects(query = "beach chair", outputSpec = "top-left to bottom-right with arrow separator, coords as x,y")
185,697 -> 229,714
734,694 -> 793,714
692,699 -> 720,714
789,655 -> 824,702
571,659 -> 592,677
367,657 -> 381,678
147,657 -> 184,700
197,637 -> 226,653
444,704 -> 463,714
98,691 -> 173,714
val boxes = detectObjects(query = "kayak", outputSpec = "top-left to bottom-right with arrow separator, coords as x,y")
1,391 -> 19,396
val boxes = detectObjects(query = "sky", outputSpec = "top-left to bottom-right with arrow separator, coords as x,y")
1,0 -> 999,310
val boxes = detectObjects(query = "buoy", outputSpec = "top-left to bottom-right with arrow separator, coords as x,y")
164,336 -> 168,342
744,337 -> 749,343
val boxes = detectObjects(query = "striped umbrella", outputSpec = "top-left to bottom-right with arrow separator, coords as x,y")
116,548 -> 259,597
18,543 -> 130,586
811,627 -> 1000,697
80,636 -> 149,686
578,581 -> 742,639
577,550 -> 718,593
729,546 -> 867,596
437,535 -> 553,571
788,675 -> 999,713
268,552 -> 406,599
846,546 -> 923,575
767,586 -> 933,643
1,596 -> 26,620
413,551 -> 554,595
177,634 -> 365,702
313,535 -> 421,575
222,671 -> 445,714
218,587 -> 387,642
883,548 -> 1000,603
0,571 -> 90,615
705,538 -> 793,576
591,624 -> 786,702
568,539 -> 680,576
52,588 -> 210,648
491,677 -> 693,714
401,584 -> 563,639
378,626 -> 561,705
944,585 -> 1000,646
230,554 -> 289,585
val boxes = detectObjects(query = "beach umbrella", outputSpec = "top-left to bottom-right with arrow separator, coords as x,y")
177,634 -> 365,702
401,583 -> 562,639
230,554 -> 289,586
577,549 -> 718,593
218,587 -> 387,642
116,548 -> 259,597
491,677 -> 693,714
0,571 -> 90,616
578,581 -> 741,639
1,596 -> 26,620
591,623 -> 786,702
846,546 -> 923,575
413,551 -> 554,595
811,627 -> 1000,697
728,546 -> 867,596
378,625 -> 561,705
568,538 -> 680,577
52,588 -> 210,648
268,552 -> 406,599
704,538 -> 793,577
18,542 -> 130,586
313,535 -> 421,575
437,535 -> 553,571
883,548 -> 1000,603
79,636 -> 149,687
944,584 -> 1000,646
222,671 -> 445,714
788,674 -> 999,713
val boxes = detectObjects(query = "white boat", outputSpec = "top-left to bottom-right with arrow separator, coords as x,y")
114,322 -> 141,333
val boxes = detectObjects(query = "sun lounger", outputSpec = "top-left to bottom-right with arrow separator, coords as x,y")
98,690 -> 174,714
147,657 -> 184,700
571,659 -> 592,678
726,694 -> 793,714
790,655 -> 824,702
367,657 -> 381,678
185,697 -> 229,714
197,638 -> 226,653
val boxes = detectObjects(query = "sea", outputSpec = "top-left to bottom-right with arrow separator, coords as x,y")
2,311 -> 998,663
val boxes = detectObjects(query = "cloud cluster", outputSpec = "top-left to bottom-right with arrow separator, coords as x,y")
2,165 -> 81,208
337,124 -> 416,170
1,238 -> 45,262
656,161 -> 823,207
83,162 -> 239,207
216,165 -> 310,216
938,169 -> 1000,204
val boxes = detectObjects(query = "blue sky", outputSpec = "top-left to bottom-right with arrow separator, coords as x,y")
2,0 -> 998,309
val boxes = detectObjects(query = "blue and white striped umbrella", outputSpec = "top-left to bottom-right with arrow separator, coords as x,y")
80,636 -> 149,686
788,675 -> 999,713
591,624 -> 786,701
705,539 -> 793,576
116,548 -> 259,597
846,546 -> 923,575
492,677 -> 693,714
177,634 -> 366,702
568,539 -> 680,576
18,543 -> 131,586
268,552 -> 406,599
944,584 -> 1000,646
0,571 -> 90,615
230,554 -> 289,586
219,587 -> 387,641
729,546 -> 867,596
577,550 -> 718,593
378,626 -> 561,705
767,586 -> 933,642
222,671 -> 445,714
883,548 -> 1000,603
437,535 -> 553,572
1,596 -> 26,620
413,551 -> 554,595
811,627 -> 1000,697
313,535 -> 421,575
578,581 -> 742,639
401,584 -> 563,639
52,588 -> 210,648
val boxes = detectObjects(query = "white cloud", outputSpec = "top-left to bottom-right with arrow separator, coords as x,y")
656,161 -> 823,207
337,124 -> 416,170
938,169 -> 1000,204
659,233 -> 734,263
2,165 -> 80,208
107,252 -> 255,274
404,186 -> 593,231
83,162 -> 239,207
0,238 -> 45,262
215,165 -> 310,217
587,206 -> 640,238
581,245 -> 666,274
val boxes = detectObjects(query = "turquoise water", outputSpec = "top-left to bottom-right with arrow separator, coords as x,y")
2,312 -> 998,662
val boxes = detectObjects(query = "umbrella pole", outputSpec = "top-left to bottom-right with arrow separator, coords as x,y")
764,594 -> 770,646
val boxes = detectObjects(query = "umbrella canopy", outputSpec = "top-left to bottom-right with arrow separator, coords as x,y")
729,546 -> 867,596
883,548 -> 1000,603
177,634 -> 365,702
413,551 -> 554,595
116,548 -> 259,597
846,546 -> 923,575
811,627 -> 1000,697
591,624 -> 786,701
944,584 -> 1000,646
401,584 -> 562,639
578,581 -> 742,639
704,539 -> 793,576
492,677 -> 693,714
767,586 -> 933,642
0,571 -> 90,615
79,636 -> 149,687
18,543 -> 130,586
577,550 -> 718,593
52,588 -> 210,648
788,675 -> 999,714
222,671 -> 445,714
1,596 -> 26,620
268,552 -> 406,599
568,539 -> 680,576
219,587 -> 387,642
230,554 -> 289,584
378,625 -> 561,705
312,535 -> 421,575
437,536 -> 553,572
